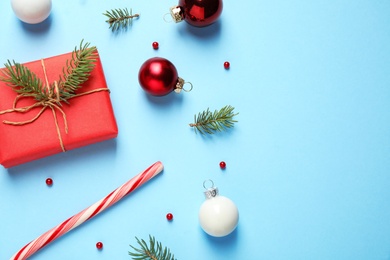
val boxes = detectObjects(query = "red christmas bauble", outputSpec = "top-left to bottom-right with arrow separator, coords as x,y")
138,57 -> 179,96
170,0 -> 223,27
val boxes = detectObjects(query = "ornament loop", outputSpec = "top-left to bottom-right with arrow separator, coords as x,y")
163,13 -> 173,23
183,82 -> 193,92
203,179 -> 214,190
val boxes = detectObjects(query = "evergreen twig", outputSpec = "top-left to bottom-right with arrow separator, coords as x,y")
1,61 -> 46,101
0,40 -> 97,103
129,235 -> 176,260
103,8 -> 139,31
57,40 -> 97,101
189,105 -> 239,135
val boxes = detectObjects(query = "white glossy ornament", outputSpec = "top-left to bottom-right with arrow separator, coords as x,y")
199,180 -> 239,237
11,0 -> 52,24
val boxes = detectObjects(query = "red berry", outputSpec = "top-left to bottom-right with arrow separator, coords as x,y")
224,61 -> 230,69
96,242 -> 103,250
45,178 -> 53,186
219,161 -> 226,169
166,213 -> 173,221
152,41 -> 159,50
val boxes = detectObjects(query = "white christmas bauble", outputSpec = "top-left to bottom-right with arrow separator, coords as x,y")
11,0 -> 52,24
199,181 -> 239,237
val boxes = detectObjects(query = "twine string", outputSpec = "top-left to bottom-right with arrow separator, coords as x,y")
13,94 -> 35,109
49,105 -> 66,152
41,59 -> 50,94
2,105 -> 47,125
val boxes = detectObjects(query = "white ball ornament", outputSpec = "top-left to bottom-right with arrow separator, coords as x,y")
199,180 -> 239,237
11,0 -> 52,24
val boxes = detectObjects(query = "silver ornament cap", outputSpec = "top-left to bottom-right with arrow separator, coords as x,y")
203,180 -> 219,199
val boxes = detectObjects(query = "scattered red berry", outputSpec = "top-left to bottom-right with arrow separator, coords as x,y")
152,41 -> 159,50
224,61 -> 230,69
96,242 -> 103,250
45,178 -> 53,186
219,161 -> 226,169
166,213 -> 173,221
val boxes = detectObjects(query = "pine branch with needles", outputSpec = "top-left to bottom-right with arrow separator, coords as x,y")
189,105 -> 239,135
129,235 -> 176,260
0,40 -> 97,103
57,40 -> 97,101
1,60 -> 46,101
103,8 -> 139,31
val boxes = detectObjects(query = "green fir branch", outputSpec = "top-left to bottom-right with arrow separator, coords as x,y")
0,40 -> 97,103
189,105 -> 239,135
57,40 -> 97,100
129,235 -> 176,260
0,60 -> 46,101
103,8 -> 139,31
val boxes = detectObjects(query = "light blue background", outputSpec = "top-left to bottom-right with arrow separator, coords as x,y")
0,0 -> 389,259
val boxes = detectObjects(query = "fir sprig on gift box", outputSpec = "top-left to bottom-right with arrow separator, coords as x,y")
58,41 -> 97,101
103,8 -> 139,31
189,105 -> 239,135
1,61 -> 47,101
0,40 -> 97,103
129,235 -> 176,260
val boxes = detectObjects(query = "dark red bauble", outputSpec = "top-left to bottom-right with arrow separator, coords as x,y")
181,0 -> 222,27
138,57 -> 179,96
171,0 -> 223,27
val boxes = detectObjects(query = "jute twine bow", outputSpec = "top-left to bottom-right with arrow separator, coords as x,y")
0,59 -> 109,152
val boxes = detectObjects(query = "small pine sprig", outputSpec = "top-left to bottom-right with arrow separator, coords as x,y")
129,235 -> 176,260
0,40 -> 97,103
57,40 -> 97,101
189,105 -> 239,135
103,8 -> 139,31
1,60 -> 46,101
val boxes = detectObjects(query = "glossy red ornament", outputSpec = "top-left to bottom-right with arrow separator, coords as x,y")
139,57 -> 190,96
152,41 -> 159,50
170,0 -> 223,27
224,61 -> 230,69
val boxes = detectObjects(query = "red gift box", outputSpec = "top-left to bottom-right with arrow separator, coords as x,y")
0,50 -> 118,168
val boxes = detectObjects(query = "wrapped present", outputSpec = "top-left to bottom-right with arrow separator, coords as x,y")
0,44 -> 118,168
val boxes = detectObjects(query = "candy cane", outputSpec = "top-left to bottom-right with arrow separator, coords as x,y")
10,161 -> 164,260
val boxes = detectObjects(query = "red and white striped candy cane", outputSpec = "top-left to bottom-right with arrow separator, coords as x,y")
10,161 -> 164,260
